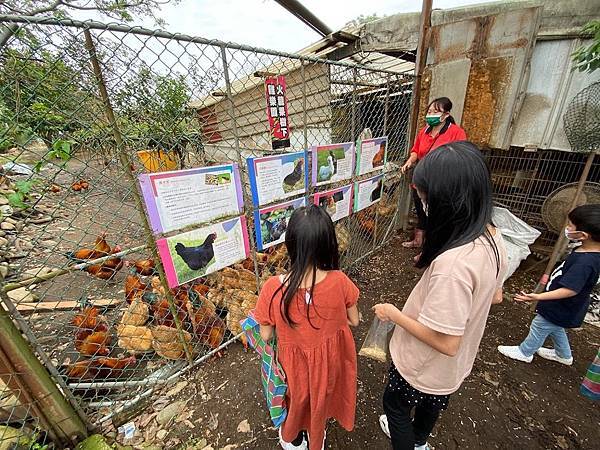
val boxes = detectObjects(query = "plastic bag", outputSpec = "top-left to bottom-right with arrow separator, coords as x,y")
359,317 -> 395,362
492,207 -> 541,281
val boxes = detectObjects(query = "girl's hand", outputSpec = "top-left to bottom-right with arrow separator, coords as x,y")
372,303 -> 400,322
401,161 -> 413,174
514,291 -> 540,303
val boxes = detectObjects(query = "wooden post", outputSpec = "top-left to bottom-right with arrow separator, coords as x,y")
83,29 -> 193,361
0,305 -> 88,445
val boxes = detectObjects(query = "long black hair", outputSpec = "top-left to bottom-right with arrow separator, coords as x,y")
412,141 -> 499,271
271,204 -> 340,327
428,97 -> 456,125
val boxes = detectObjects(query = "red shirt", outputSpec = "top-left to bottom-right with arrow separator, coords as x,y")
410,123 -> 467,160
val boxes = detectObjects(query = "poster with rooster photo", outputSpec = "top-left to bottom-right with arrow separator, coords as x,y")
356,137 -> 388,176
313,185 -> 353,222
138,164 -> 244,234
156,216 -> 250,288
247,151 -> 308,206
354,174 -> 384,213
255,197 -> 307,251
311,142 -> 355,187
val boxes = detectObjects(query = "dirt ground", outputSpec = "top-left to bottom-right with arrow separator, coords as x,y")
145,236 -> 600,450
3,154 -> 599,449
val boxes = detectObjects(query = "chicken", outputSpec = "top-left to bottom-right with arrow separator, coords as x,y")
190,282 -> 210,298
175,233 -> 217,271
187,289 -> 225,351
151,325 -> 192,360
64,355 -> 136,381
283,159 -> 304,187
84,245 -> 124,280
318,152 -> 337,181
267,245 -> 288,267
129,258 -> 156,276
125,270 -> 151,303
72,297 -> 108,331
356,209 -> 376,237
372,143 -> 386,168
64,233 -> 111,262
74,330 -> 111,357
117,324 -> 153,354
120,296 -> 149,327
336,224 -> 350,253
144,291 -> 187,328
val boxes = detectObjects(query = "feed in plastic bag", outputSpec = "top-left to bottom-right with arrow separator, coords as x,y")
359,316 -> 395,362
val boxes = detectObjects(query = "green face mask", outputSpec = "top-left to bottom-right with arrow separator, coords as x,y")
425,114 -> 443,126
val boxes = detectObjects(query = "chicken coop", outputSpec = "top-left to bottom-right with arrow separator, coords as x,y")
0,15 -> 413,445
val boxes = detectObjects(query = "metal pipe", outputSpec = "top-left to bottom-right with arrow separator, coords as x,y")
273,0 -> 333,37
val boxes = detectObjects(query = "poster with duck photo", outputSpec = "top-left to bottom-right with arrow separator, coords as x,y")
247,151 -> 308,206
156,216 -> 250,288
354,174 -> 384,212
356,137 -> 388,176
138,163 -> 244,234
254,197 -> 307,251
311,142 -> 355,186
313,185 -> 353,222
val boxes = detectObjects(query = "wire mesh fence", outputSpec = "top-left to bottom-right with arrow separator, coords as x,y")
0,15 -> 414,438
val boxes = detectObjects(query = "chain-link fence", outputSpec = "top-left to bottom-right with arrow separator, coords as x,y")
0,15 -> 413,441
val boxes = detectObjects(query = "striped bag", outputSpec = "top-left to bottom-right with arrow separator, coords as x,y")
241,310 -> 288,427
581,347 -> 600,401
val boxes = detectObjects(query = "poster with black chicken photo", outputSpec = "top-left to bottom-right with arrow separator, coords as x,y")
156,216 -> 251,288
247,151 -> 308,206
255,197 -> 307,251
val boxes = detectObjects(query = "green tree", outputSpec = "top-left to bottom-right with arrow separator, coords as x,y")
572,20 -> 600,73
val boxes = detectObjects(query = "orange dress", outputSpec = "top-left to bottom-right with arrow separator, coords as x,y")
254,271 -> 359,447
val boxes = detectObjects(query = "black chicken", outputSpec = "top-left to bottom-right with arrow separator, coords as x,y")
283,159 -> 304,187
370,180 -> 383,202
175,233 -> 217,271
332,191 -> 344,202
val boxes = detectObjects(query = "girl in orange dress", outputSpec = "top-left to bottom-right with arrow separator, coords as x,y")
255,204 -> 360,450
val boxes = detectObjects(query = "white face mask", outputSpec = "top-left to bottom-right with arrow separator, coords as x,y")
423,202 -> 429,217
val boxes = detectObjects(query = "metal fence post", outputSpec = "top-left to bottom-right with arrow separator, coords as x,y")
83,29 -> 193,361
0,302 -> 88,445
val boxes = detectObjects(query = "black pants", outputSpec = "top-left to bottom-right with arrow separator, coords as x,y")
412,188 -> 427,230
383,383 -> 442,450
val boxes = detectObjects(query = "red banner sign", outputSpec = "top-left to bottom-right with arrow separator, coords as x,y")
265,76 -> 291,149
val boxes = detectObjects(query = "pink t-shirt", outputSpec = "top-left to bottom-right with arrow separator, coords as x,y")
390,231 -> 507,395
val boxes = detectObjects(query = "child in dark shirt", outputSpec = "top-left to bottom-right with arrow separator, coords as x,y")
499,204 -> 600,365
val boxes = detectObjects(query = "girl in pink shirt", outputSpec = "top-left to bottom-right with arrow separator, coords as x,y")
374,141 -> 507,450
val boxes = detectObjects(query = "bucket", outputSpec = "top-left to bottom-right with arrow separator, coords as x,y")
136,150 -> 178,172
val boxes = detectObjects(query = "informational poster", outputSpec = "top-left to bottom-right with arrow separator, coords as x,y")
139,164 -> 243,235
265,76 -> 291,150
247,151 -> 308,206
354,174 -> 384,212
356,137 -> 388,176
311,142 -> 355,186
156,216 -> 250,288
313,185 -> 353,222
254,197 -> 306,251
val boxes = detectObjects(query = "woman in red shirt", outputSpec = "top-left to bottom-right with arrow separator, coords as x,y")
401,97 -> 467,253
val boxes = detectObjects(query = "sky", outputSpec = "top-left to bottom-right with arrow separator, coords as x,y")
79,0 -> 494,53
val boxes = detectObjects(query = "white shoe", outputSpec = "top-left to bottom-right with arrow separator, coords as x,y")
379,415 -> 390,439
498,345 -> 533,363
536,348 -> 573,366
279,427 -> 307,450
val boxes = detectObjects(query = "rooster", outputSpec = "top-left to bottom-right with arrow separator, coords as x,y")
283,159 -> 304,187
175,233 -> 216,271
72,297 -> 111,357
64,232 -> 111,262
187,289 -> 226,352
84,245 -> 124,280
144,290 -> 187,328
64,355 -> 136,381
128,259 -> 156,276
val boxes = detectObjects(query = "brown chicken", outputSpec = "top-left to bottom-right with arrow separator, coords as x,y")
84,245 -> 124,280
65,233 -> 112,262
72,297 -> 111,357
187,289 -> 225,351
372,143 -> 385,168
64,355 -> 136,380
130,258 -> 156,276
145,290 -> 187,328
125,270 -> 151,303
